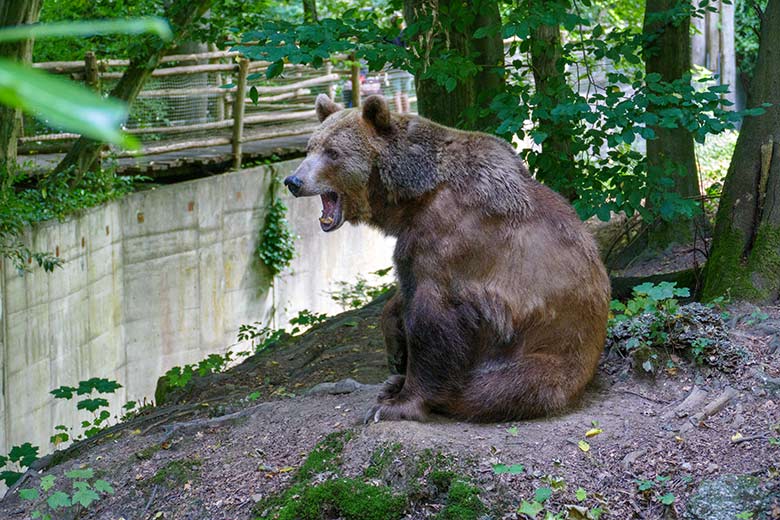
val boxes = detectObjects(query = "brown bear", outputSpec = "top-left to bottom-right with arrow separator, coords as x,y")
285,94 -> 610,423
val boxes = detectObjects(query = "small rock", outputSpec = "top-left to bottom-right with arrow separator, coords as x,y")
681,462 -> 692,471
687,474 -> 773,520
705,463 -> 719,474
251,493 -> 263,503
305,378 -> 367,395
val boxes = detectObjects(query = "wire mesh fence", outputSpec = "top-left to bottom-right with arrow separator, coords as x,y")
21,52 -> 418,163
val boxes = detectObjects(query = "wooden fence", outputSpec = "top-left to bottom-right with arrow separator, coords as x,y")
21,49 -> 367,168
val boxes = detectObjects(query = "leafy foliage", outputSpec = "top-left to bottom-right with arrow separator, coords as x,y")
258,172 -> 296,278
20,467 -> 114,520
608,283 -> 742,374
609,281 -> 690,324
234,1 -> 759,224
329,267 -> 394,310
0,443 -> 39,486
51,377 -> 124,439
35,0 -> 280,62
734,0 -> 761,84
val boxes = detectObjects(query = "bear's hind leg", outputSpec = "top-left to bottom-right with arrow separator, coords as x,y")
381,291 -> 408,375
460,352 -> 592,421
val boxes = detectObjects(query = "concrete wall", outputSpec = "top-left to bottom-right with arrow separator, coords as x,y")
0,159 -> 395,456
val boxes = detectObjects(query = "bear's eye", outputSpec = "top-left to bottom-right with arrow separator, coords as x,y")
324,148 -> 339,160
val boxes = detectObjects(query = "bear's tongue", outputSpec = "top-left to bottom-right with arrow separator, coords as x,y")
319,192 -> 342,232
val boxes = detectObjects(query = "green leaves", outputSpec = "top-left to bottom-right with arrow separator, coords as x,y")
258,174 -> 296,278
518,499 -> 544,518
46,491 -> 71,509
93,479 -> 114,494
492,463 -> 525,475
76,398 -> 110,413
20,488 -> 40,501
0,17 -> 172,43
534,487 -> 552,503
77,378 -> 122,395
9,443 -> 39,468
40,475 -> 56,492
71,482 -> 100,508
266,60 -> 285,79
51,386 -> 77,400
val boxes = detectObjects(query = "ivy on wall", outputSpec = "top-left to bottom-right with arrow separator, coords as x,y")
257,169 -> 296,279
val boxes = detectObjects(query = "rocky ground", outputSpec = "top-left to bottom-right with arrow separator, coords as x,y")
0,295 -> 778,520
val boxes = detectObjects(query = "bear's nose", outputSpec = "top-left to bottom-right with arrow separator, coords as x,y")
284,175 -> 303,197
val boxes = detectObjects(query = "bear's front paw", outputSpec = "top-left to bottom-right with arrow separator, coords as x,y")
378,375 -> 405,402
363,398 -> 427,424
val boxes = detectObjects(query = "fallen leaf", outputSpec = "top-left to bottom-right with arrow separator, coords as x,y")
731,432 -> 744,442
585,428 -> 603,438
518,500 -> 544,518
578,440 -> 590,453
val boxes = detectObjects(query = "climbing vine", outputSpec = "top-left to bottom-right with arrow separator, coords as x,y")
257,170 -> 296,278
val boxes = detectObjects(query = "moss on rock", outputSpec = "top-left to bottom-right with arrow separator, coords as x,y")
296,429 -> 353,481
437,480 -> 486,520
274,478 -> 407,520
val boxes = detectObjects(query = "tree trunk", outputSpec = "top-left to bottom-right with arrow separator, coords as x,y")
703,0 -> 780,302
54,0 -> 213,177
0,0 -> 42,166
303,0 -> 318,23
529,1 -> 576,200
643,0 -> 702,249
402,0 -> 504,130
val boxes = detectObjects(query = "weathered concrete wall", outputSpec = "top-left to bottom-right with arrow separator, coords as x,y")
0,159 -> 395,456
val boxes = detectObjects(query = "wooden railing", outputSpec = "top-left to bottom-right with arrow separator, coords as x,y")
21,49 -> 356,168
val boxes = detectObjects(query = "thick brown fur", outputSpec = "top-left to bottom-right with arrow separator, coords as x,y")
291,94 -> 610,423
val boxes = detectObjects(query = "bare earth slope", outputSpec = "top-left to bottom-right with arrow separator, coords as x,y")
1,296 -> 778,519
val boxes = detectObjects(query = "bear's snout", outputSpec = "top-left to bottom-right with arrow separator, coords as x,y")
284,175 -> 304,197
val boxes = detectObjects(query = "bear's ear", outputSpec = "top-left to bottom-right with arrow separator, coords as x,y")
315,94 -> 342,122
362,95 -> 392,132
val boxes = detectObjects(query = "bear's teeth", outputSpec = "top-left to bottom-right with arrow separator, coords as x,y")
319,216 -> 334,225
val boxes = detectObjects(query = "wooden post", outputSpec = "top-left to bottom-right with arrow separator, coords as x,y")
326,61 -> 336,101
350,53 -> 360,107
84,51 -> 99,91
232,58 -> 249,170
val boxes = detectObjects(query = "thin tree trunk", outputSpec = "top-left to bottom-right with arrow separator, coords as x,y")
0,0 -> 42,166
703,0 -> 780,302
303,0 -> 318,23
54,0 -> 213,178
402,0 -> 504,130
643,0 -> 702,249
529,1 -> 576,200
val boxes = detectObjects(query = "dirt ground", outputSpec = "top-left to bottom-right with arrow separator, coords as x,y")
0,296 -> 778,520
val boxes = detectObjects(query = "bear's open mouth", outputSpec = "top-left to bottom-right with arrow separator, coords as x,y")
319,191 -> 344,232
